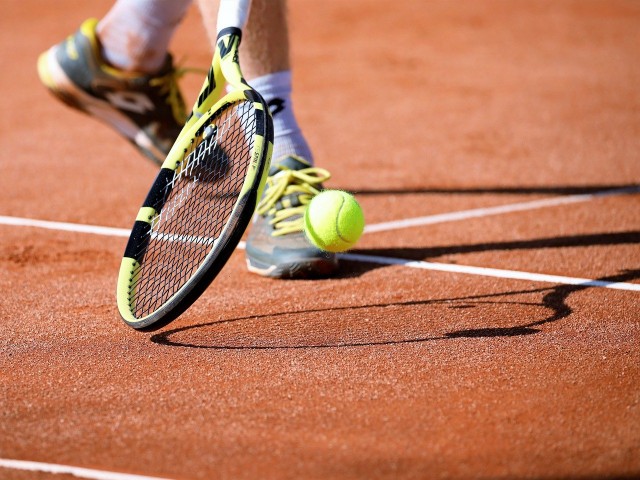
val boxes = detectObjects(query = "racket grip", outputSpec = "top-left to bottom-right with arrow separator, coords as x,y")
217,0 -> 252,32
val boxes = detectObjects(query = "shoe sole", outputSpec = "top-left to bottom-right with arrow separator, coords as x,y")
37,48 -> 167,165
246,256 -> 339,279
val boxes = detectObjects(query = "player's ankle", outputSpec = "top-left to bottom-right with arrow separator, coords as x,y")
249,71 -> 314,164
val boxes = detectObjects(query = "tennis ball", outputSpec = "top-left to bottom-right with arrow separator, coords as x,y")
304,190 -> 365,253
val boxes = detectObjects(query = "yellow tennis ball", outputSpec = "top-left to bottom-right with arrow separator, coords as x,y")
304,190 -> 365,253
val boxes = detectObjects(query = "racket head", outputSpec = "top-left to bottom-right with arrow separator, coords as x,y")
117,30 -> 273,331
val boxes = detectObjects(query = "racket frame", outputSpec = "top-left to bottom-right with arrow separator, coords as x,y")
116,26 -> 273,330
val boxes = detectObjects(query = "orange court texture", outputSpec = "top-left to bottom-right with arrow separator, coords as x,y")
1,1 -> 639,479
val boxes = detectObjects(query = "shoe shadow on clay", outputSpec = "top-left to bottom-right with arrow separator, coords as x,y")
337,230 -> 640,279
150,269 -> 640,350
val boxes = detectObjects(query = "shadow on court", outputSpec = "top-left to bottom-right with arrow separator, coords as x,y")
346,182 -> 640,196
211,231 -> 639,282
150,269 -> 640,350
339,230 -> 640,278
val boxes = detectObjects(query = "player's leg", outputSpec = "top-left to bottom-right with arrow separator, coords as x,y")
37,0 -> 192,165
198,0 -> 312,162
198,0 -> 339,278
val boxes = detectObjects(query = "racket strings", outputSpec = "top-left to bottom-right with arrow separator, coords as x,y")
128,99 -> 257,318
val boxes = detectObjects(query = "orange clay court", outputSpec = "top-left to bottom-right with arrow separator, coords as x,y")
1,1 -> 639,479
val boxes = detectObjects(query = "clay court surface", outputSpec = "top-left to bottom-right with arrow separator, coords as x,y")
1,0 -> 640,478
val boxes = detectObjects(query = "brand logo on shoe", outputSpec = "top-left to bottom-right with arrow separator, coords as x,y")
105,91 -> 154,114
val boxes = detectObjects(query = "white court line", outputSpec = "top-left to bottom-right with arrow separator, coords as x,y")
150,231 -> 217,246
0,186 -> 638,291
339,253 -> 640,292
364,185 -> 640,233
0,458 -> 173,480
0,215 -> 131,237
1,186 -> 637,239
0,216 -> 248,247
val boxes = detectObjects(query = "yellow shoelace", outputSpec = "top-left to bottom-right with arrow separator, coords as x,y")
257,167 -> 331,236
150,65 -> 206,125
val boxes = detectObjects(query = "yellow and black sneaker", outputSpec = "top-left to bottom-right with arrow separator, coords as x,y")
37,18 -> 186,165
245,155 -> 339,279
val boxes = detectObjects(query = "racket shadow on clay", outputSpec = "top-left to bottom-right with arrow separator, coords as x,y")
149,269 -> 640,349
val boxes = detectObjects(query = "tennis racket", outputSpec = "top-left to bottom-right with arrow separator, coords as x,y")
116,0 -> 273,331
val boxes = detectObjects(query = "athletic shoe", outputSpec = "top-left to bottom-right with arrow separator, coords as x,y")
245,156 -> 339,278
37,18 -> 186,165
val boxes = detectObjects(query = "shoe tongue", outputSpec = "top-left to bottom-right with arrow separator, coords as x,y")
269,155 -> 311,176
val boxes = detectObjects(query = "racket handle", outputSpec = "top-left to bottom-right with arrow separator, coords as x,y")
217,0 -> 252,32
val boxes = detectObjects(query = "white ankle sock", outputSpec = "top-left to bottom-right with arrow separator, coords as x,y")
97,0 -> 192,73
248,71 -> 314,165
